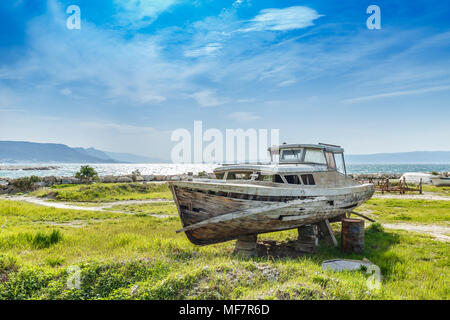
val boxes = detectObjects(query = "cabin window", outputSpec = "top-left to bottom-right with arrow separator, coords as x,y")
215,173 -> 224,179
304,149 -> 327,164
301,174 -> 315,185
325,152 -> 336,170
226,172 -> 252,180
274,174 -> 284,183
284,175 -> 302,184
335,153 -> 346,175
280,149 -> 302,161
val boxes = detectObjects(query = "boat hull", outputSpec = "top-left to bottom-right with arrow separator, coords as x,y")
431,177 -> 450,187
169,181 -> 375,245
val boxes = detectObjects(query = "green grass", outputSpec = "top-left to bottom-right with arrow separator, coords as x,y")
31,183 -> 172,202
107,202 -> 177,216
360,198 -> 450,224
0,199 -> 448,300
421,185 -> 450,195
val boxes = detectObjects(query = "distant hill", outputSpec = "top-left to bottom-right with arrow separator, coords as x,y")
77,147 -> 168,163
1,141 -> 448,164
102,151 -> 169,164
0,141 -> 166,163
346,151 -> 450,164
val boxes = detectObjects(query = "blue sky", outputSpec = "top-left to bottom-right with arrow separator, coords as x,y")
0,0 -> 449,159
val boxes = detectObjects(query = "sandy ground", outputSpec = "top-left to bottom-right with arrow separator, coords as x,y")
383,223 -> 450,242
0,195 -> 173,217
373,192 -> 449,201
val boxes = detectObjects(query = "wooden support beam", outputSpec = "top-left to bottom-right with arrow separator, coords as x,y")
295,225 -> 318,253
317,219 -> 337,247
234,235 -> 257,257
350,211 -> 376,223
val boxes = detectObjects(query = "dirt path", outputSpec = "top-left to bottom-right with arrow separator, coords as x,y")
383,223 -> 450,242
0,195 -> 174,217
373,193 -> 449,201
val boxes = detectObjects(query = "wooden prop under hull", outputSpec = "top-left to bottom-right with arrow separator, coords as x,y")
169,182 -> 374,245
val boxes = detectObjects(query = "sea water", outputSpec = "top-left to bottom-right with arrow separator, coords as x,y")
0,163 -> 449,179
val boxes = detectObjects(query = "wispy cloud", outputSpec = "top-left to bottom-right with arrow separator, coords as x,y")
342,85 -> 450,104
191,90 -> 225,107
240,6 -> 323,32
80,121 -> 164,135
184,43 -> 222,57
227,111 -> 261,123
113,0 -> 185,28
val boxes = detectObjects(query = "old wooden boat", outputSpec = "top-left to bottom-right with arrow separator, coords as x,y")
169,143 -> 375,245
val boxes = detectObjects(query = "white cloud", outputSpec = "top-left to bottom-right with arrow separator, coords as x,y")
59,88 -> 72,96
184,43 -> 223,57
277,78 -> 297,87
114,0 -> 184,28
80,121 -> 163,135
237,98 -> 256,103
342,85 -> 450,104
227,111 -> 261,122
241,6 -> 323,32
191,90 -> 224,107
232,0 -> 251,9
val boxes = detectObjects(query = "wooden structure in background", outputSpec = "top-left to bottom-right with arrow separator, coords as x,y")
371,177 -> 422,194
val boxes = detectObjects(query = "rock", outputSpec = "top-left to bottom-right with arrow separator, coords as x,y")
170,175 -> 181,181
116,176 -> 133,183
142,175 -> 154,182
33,182 -> 46,188
101,176 -> 116,183
43,176 -> 57,184
133,175 -> 144,182
61,178 -> 73,184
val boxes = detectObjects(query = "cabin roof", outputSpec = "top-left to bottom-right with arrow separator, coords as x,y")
213,163 -> 328,174
268,143 -> 344,153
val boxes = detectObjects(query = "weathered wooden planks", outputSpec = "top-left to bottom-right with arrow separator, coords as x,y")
169,178 -> 374,246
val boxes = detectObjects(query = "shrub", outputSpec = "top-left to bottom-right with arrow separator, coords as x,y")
32,230 -> 63,249
11,176 -> 42,192
367,222 -> 384,233
45,256 -> 65,267
75,166 -> 99,183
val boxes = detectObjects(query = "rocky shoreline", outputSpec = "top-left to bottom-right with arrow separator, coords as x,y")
0,172 -> 216,194
0,165 -> 60,171
0,171 -> 448,195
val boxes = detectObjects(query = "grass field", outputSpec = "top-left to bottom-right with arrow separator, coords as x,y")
360,198 -> 450,225
107,202 -> 177,216
32,183 -> 172,202
0,183 -> 449,300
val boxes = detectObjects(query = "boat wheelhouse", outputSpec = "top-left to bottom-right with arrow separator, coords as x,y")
214,143 -> 348,188
169,143 -> 374,245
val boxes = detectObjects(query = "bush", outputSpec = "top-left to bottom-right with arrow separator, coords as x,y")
75,166 -> 99,183
32,230 -> 63,249
11,176 -> 42,191
367,222 -> 384,233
